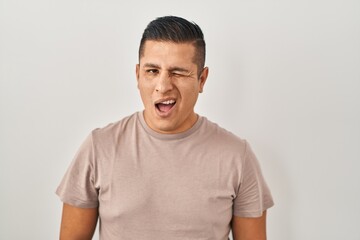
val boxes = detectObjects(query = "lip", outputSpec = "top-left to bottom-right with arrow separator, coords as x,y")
154,97 -> 177,118
154,97 -> 177,105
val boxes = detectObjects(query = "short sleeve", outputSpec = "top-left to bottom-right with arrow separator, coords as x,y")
56,132 -> 99,208
233,141 -> 274,217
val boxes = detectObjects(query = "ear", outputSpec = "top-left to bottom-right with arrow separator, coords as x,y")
136,64 -> 140,89
198,67 -> 209,93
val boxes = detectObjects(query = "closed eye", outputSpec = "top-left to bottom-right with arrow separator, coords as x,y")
171,72 -> 183,77
171,71 -> 190,77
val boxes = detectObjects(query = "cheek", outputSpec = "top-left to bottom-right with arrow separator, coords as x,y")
180,87 -> 200,104
138,84 -> 152,103
138,81 -> 154,93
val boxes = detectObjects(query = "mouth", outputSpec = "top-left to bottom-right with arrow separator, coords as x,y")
155,99 -> 176,114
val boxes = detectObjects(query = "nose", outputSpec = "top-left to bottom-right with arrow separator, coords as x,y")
155,72 -> 173,93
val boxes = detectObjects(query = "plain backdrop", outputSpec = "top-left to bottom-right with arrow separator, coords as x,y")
1,0 -> 359,239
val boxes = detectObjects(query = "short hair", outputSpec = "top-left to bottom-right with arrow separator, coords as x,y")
139,16 -> 206,76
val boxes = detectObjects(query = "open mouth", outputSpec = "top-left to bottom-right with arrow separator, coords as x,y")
155,99 -> 176,113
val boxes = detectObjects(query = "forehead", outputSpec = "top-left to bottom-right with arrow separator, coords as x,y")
140,40 -> 197,67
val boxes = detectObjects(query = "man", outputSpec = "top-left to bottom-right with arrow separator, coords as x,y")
56,16 -> 274,240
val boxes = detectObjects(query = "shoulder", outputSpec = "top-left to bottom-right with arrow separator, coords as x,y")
199,116 -> 248,156
90,112 -> 139,143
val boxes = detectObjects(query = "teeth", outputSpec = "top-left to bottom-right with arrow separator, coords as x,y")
160,100 -> 175,105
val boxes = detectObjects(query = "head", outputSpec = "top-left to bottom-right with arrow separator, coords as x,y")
139,16 -> 206,77
136,16 -> 209,134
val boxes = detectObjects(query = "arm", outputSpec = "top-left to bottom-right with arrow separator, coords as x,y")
59,203 -> 99,240
231,211 -> 267,240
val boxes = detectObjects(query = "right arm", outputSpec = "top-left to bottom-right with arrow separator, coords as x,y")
59,203 -> 98,240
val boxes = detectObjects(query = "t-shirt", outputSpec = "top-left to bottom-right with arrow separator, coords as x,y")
56,112 -> 274,240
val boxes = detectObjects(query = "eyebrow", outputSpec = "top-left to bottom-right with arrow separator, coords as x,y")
143,63 -> 191,74
143,63 -> 160,69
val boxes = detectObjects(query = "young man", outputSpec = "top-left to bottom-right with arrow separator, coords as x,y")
56,16 -> 274,240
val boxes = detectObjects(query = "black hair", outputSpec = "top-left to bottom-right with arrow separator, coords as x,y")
139,16 -> 206,75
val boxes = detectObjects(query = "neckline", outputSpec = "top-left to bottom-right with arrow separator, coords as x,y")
137,111 -> 203,140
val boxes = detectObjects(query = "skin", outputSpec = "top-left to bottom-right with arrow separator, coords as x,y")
59,40 -> 268,239
136,40 -> 208,134
232,211 -> 267,240
59,203 -> 98,240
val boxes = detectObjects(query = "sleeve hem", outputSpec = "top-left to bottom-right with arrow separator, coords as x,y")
56,191 -> 99,209
233,200 -> 274,218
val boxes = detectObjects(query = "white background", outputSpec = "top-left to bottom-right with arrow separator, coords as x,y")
1,0 -> 359,239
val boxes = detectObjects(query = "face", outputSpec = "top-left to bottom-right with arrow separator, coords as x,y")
136,40 -> 208,134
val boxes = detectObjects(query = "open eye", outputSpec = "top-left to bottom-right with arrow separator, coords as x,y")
145,69 -> 159,74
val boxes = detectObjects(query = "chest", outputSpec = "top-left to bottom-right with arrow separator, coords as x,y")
97,143 -> 239,232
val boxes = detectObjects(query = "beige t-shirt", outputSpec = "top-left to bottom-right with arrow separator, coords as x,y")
56,112 -> 274,240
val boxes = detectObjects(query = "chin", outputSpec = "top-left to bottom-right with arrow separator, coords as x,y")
155,124 -> 177,133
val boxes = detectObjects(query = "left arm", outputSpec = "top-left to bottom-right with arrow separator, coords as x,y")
231,211 -> 267,240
